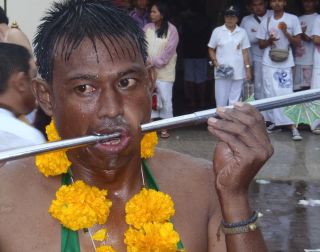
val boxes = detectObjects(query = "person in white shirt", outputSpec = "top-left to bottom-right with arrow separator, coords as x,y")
241,0 -> 273,100
311,14 -> 320,90
0,43 -> 45,148
208,5 -> 251,107
293,0 -> 318,91
310,14 -> 320,134
257,0 -> 303,141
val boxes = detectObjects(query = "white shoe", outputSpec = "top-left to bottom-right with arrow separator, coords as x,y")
292,128 -> 302,141
267,123 -> 282,134
312,128 -> 320,135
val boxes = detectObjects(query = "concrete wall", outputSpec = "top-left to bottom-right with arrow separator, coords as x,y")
0,0 -> 54,47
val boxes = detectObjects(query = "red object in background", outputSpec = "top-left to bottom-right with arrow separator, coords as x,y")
152,92 -> 158,111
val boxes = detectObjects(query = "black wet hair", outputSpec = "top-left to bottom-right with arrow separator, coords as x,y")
0,43 -> 31,93
33,0 -> 148,83
152,1 -> 170,38
0,6 -> 9,24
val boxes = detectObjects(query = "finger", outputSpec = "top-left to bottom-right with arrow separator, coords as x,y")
208,122 -> 248,155
214,104 -> 273,156
208,125 -> 271,176
208,116 -> 259,150
232,103 -> 273,154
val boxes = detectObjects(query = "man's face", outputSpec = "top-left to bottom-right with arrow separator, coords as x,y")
270,0 -> 286,11
250,0 -> 267,16
224,15 -> 238,27
302,0 -> 317,12
48,37 -> 153,170
22,58 -> 37,114
136,0 -> 148,10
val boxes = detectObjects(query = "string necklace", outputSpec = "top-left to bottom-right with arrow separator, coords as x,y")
85,165 -> 146,251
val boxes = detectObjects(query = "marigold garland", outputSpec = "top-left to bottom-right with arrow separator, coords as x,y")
35,120 -> 71,177
125,188 -> 175,229
49,180 -> 112,231
96,245 -> 116,252
35,119 -> 182,251
140,132 -> 158,159
92,228 -> 108,241
124,222 -> 180,252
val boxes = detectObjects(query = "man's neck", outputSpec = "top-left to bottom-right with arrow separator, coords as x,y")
274,10 -> 284,19
70,156 -> 144,201
304,11 -> 316,15
257,11 -> 267,18
0,103 -> 19,117
226,24 -> 237,32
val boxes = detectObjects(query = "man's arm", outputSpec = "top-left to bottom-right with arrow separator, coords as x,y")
208,47 -> 218,67
207,103 -> 273,251
258,35 -> 278,49
313,35 -> 320,46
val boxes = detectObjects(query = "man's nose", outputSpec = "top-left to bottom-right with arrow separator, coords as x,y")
97,86 -> 124,119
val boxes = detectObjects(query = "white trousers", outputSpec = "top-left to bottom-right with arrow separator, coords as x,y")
215,79 -> 243,107
253,60 -> 264,100
293,65 -> 313,90
262,65 -> 294,126
151,80 -> 173,119
311,67 -> 320,89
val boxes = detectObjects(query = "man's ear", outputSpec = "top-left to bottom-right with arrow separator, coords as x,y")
31,78 -> 54,117
146,66 -> 156,93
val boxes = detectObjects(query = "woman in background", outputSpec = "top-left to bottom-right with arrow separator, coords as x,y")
144,0 -> 179,139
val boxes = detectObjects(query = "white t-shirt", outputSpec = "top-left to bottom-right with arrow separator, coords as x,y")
240,10 -> 273,62
208,25 -> 250,80
312,15 -> 320,68
294,13 -> 318,65
0,108 -> 45,147
256,12 -> 302,68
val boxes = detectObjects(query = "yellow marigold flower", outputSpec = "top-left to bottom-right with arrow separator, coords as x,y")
124,222 -> 180,252
140,132 -> 158,159
49,181 -> 112,231
46,119 -> 61,142
35,119 -> 71,177
96,245 -> 116,252
92,228 -> 107,241
35,150 -> 71,177
126,188 -> 175,229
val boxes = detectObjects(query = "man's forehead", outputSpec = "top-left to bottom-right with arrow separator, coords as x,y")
54,36 -> 142,63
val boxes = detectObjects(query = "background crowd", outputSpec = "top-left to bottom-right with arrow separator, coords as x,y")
1,0 -> 320,148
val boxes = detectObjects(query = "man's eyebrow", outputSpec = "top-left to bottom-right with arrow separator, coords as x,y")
69,74 -> 99,81
117,68 -> 143,77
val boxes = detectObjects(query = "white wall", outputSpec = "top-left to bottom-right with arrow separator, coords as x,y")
2,0 -> 55,47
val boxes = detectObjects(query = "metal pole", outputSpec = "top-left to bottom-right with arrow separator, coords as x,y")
1,89 -> 320,163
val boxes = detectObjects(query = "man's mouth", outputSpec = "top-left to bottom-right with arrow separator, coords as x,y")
91,128 -> 131,155
100,137 -> 121,146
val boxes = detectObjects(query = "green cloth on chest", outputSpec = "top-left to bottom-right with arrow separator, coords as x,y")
60,160 -> 184,251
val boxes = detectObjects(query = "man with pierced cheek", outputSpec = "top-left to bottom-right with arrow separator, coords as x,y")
0,1 -> 273,251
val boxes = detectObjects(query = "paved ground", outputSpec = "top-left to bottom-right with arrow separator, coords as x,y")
158,126 -> 320,252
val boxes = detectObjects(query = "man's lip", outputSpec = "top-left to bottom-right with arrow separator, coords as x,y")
89,128 -> 131,155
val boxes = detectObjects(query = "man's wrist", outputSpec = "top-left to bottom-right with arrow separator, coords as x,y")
218,191 -> 252,223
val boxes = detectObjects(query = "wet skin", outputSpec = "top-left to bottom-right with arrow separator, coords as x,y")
37,38 -> 155,187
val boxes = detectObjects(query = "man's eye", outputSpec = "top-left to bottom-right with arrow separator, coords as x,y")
118,78 -> 137,89
74,84 -> 96,94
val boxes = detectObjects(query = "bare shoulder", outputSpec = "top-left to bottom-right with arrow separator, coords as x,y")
0,158 -> 60,252
148,148 -> 220,251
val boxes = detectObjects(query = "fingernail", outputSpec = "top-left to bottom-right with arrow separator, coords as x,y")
208,117 -> 218,123
217,107 -> 226,112
235,102 -> 244,107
